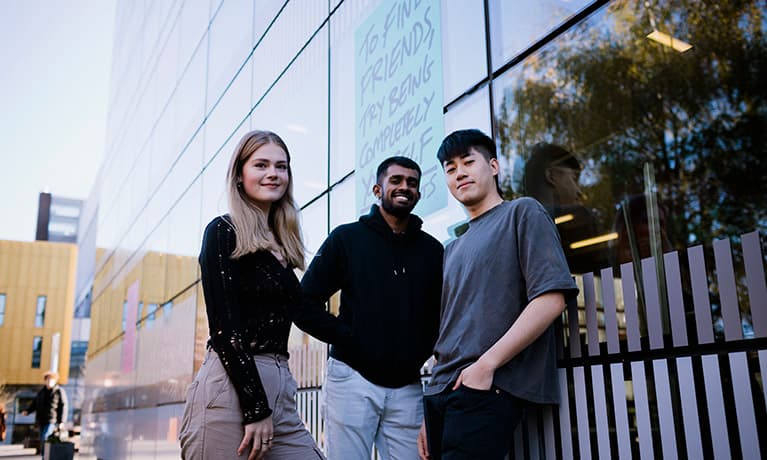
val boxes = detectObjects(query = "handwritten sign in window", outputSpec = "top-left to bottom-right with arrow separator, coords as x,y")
355,0 -> 446,217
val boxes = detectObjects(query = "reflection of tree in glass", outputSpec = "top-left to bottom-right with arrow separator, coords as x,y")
496,0 -> 766,321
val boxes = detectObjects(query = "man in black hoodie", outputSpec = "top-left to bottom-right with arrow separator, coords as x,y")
296,156 -> 443,460
22,371 -> 67,458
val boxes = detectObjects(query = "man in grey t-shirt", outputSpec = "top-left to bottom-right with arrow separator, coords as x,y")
417,129 -> 578,460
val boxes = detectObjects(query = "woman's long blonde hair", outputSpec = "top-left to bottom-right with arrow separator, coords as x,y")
226,130 -> 305,269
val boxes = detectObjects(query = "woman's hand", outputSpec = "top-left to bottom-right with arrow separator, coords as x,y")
238,416 -> 273,460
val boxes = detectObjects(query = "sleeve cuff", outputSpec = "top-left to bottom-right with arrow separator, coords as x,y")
242,406 -> 273,425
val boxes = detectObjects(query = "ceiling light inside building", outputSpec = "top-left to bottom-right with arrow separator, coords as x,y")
570,232 -> 619,249
647,30 -> 692,52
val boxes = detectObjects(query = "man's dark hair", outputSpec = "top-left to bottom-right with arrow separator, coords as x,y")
436,129 -> 496,164
376,156 -> 422,184
437,129 -> 503,197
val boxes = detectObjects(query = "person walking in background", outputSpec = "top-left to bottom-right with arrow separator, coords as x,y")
296,156 -> 443,460
22,371 -> 67,458
418,129 -> 578,460
179,130 -> 324,460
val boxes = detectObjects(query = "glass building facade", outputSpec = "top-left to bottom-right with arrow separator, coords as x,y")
82,0 -> 766,458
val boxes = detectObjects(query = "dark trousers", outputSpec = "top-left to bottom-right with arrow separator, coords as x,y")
424,385 -> 525,460
39,423 -> 55,458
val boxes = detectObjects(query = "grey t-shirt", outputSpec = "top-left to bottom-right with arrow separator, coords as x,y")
426,198 -> 578,403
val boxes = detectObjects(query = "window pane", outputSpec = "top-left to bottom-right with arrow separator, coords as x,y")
441,0 -> 487,102
200,133 -> 235,227
31,336 -> 43,368
164,178 -> 202,301
488,0 -> 592,70
35,296 -> 46,328
302,198 -> 329,258
162,301 -> 172,319
329,0 -> 383,183
69,340 -> 88,378
251,21 -> 329,207
444,86 -> 492,138
330,176 -> 356,230
74,288 -> 92,319
147,303 -> 158,326
493,1 -> 767,333
206,0 -> 254,114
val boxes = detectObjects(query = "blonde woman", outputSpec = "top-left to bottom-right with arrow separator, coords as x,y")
180,131 -> 324,460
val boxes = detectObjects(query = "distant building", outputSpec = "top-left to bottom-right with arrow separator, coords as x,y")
0,239 -> 77,444
34,191 -> 92,426
35,192 -> 82,243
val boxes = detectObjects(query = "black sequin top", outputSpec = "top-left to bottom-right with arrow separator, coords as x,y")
199,216 -> 300,424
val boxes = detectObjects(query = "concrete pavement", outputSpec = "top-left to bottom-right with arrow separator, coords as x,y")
0,445 -> 95,460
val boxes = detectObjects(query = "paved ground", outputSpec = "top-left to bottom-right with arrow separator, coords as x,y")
0,445 -> 95,460
0,445 -> 36,458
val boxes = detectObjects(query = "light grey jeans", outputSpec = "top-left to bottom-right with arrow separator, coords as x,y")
179,348 -> 324,459
322,357 -> 423,460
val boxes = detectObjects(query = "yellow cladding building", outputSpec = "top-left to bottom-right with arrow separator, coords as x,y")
0,240 -> 77,385
87,247 -> 205,364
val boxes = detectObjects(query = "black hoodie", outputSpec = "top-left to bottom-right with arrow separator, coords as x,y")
296,205 -> 443,388
26,384 -> 67,426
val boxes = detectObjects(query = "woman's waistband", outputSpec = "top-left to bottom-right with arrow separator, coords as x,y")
253,352 -> 290,364
206,346 -> 289,364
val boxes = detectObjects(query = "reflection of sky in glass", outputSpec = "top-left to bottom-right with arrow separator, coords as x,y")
200,137 -> 236,228
330,177 -> 357,230
207,0 -> 254,107
251,29 -> 329,208
167,179 -> 202,258
441,0 -> 487,102
302,199 -> 329,258
489,0 -> 593,69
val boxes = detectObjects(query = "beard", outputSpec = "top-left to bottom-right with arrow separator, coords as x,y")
381,191 -> 417,217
